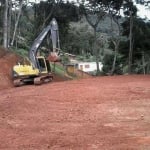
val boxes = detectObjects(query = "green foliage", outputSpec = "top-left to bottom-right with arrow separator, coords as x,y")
12,47 -> 28,57
121,17 -> 150,73
86,0 -> 124,16
50,63 -> 66,76
33,1 -> 79,36
102,52 -> 124,74
63,22 -> 94,55
61,55 -> 70,65
76,54 -> 96,62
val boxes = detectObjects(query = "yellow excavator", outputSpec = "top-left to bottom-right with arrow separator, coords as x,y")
12,18 -> 60,86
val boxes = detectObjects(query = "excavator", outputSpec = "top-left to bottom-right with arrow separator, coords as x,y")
12,18 -> 60,86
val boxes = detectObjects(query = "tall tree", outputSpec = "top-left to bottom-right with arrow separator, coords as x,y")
33,0 -> 79,52
123,0 -> 137,74
121,17 -> 150,74
8,0 -> 12,47
79,1 -> 106,75
109,14 -> 122,75
106,1 -> 123,75
79,0 -> 124,75
11,0 -> 24,47
3,0 -> 8,48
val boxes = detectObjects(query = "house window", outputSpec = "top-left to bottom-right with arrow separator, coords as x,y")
85,64 -> 90,68
80,65 -> 83,70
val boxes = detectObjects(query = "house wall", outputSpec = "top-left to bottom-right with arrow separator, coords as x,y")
78,62 -> 103,72
65,64 -> 92,78
66,65 -> 75,74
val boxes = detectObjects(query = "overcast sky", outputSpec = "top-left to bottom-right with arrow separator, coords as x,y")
136,4 -> 150,19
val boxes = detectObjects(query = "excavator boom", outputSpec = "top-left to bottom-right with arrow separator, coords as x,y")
29,18 -> 60,69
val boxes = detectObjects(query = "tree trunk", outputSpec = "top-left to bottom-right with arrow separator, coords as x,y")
128,10 -> 134,74
8,0 -> 12,48
3,0 -> 8,48
41,5 -> 55,29
11,0 -> 24,46
96,53 -> 100,75
111,41 -> 118,75
94,29 -> 100,75
142,51 -> 145,74
109,13 -> 121,76
84,11 -> 105,76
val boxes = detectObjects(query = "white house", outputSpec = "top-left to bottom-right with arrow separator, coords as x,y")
77,62 -> 103,73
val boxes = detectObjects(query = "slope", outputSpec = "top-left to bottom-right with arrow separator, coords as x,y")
0,47 -> 20,90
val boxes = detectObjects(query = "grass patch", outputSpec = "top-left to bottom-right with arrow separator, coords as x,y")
51,63 -> 66,76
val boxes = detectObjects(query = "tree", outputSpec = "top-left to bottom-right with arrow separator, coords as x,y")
79,1 -> 106,75
123,0 -> 137,74
136,0 -> 150,5
11,0 -> 24,47
106,0 -> 124,75
121,18 -> 150,74
33,1 -> 79,52
109,14 -> 122,75
3,0 -> 8,48
79,0 -> 124,75
65,22 -> 95,56
8,0 -> 12,47
1,0 -> 28,48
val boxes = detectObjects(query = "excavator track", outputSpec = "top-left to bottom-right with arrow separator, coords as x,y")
13,79 -> 24,87
34,77 -> 42,85
34,75 -> 53,85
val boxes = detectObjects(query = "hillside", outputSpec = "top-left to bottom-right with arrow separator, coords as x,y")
0,47 -> 20,90
70,15 -> 124,36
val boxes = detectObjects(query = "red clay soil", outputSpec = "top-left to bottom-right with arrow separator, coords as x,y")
0,75 -> 150,150
0,47 -> 20,90
0,47 -> 150,150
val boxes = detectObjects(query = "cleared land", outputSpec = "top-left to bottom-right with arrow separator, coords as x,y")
0,75 -> 150,150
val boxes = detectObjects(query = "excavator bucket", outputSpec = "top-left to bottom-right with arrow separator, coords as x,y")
47,52 -> 61,62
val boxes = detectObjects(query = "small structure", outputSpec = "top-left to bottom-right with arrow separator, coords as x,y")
77,62 -> 103,73
63,53 -> 103,76
65,63 -> 92,78
66,64 -> 76,75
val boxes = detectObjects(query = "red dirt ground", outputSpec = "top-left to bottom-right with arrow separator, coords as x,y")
0,48 -> 150,150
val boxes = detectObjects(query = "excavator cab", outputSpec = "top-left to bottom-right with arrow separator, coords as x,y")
37,56 -> 51,73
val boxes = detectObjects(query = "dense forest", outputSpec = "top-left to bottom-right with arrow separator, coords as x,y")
0,0 -> 150,75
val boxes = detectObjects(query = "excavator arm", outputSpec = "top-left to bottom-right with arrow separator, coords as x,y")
29,18 -> 60,69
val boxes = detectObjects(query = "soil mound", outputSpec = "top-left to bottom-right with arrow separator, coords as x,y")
0,47 -> 20,90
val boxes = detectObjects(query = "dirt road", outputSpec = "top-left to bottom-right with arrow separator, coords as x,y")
0,75 -> 150,150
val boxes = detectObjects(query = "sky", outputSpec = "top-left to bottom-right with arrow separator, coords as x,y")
136,4 -> 150,19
